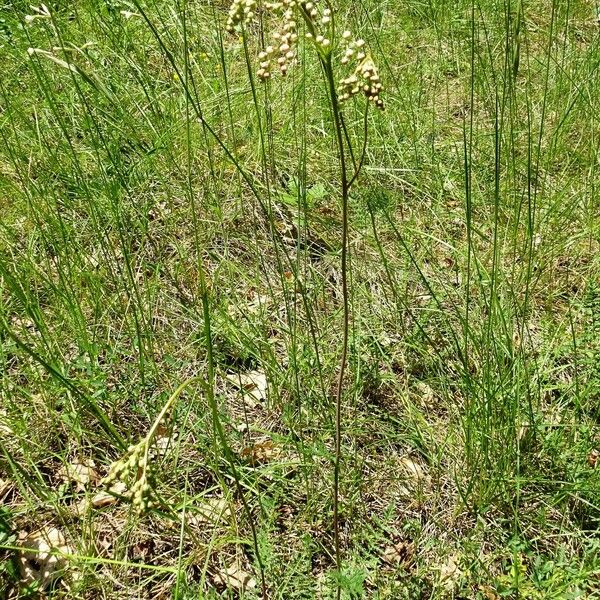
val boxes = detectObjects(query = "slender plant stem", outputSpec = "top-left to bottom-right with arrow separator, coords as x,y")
321,50 -> 349,596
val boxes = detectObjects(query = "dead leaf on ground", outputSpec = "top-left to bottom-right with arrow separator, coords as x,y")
479,584 -> 500,600
0,478 -> 13,502
0,409 -> 14,436
241,440 -> 280,466
72,480 -> 128,516
155,434 -> 171,452
131,538 -> 155,562
400,456 -> 426,479
398,455 -> 431,495
18,527 -> 76,591
186,498 -> 231,526
414,381 -> 434,406
381,540 -> 414,569
91,480 -> 128,508
57,459 -> 99,492
395,455 -> 432,504
213,561 -> 257,592
226,370 -> 268,407
440,256 -> 454,269
151,422 -> 178,459
439,554 -> 463,591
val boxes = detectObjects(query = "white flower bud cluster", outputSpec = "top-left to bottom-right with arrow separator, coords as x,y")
302,3 -> 331,49
338,33 -> 384,110
303,0 -> 318,19
103,442 -> 156,514
257,0 -> 300,79
226,0 -> 257,33
224,0 -> 383,104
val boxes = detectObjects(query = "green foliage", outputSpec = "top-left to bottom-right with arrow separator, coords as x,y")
0,0 -> 599,597
0,508 -> 18,595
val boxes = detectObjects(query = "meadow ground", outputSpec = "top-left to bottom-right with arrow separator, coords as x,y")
1,0 -> 600,598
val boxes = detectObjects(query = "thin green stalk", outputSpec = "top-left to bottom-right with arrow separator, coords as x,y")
298,1 -> 352,584
319,47 -> 349,597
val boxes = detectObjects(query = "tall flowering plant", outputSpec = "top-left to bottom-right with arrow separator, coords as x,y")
227,0 -> 385,592
227,0 -> 384,108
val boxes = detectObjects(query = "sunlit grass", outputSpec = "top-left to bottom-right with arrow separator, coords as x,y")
1,0 -> 599,597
